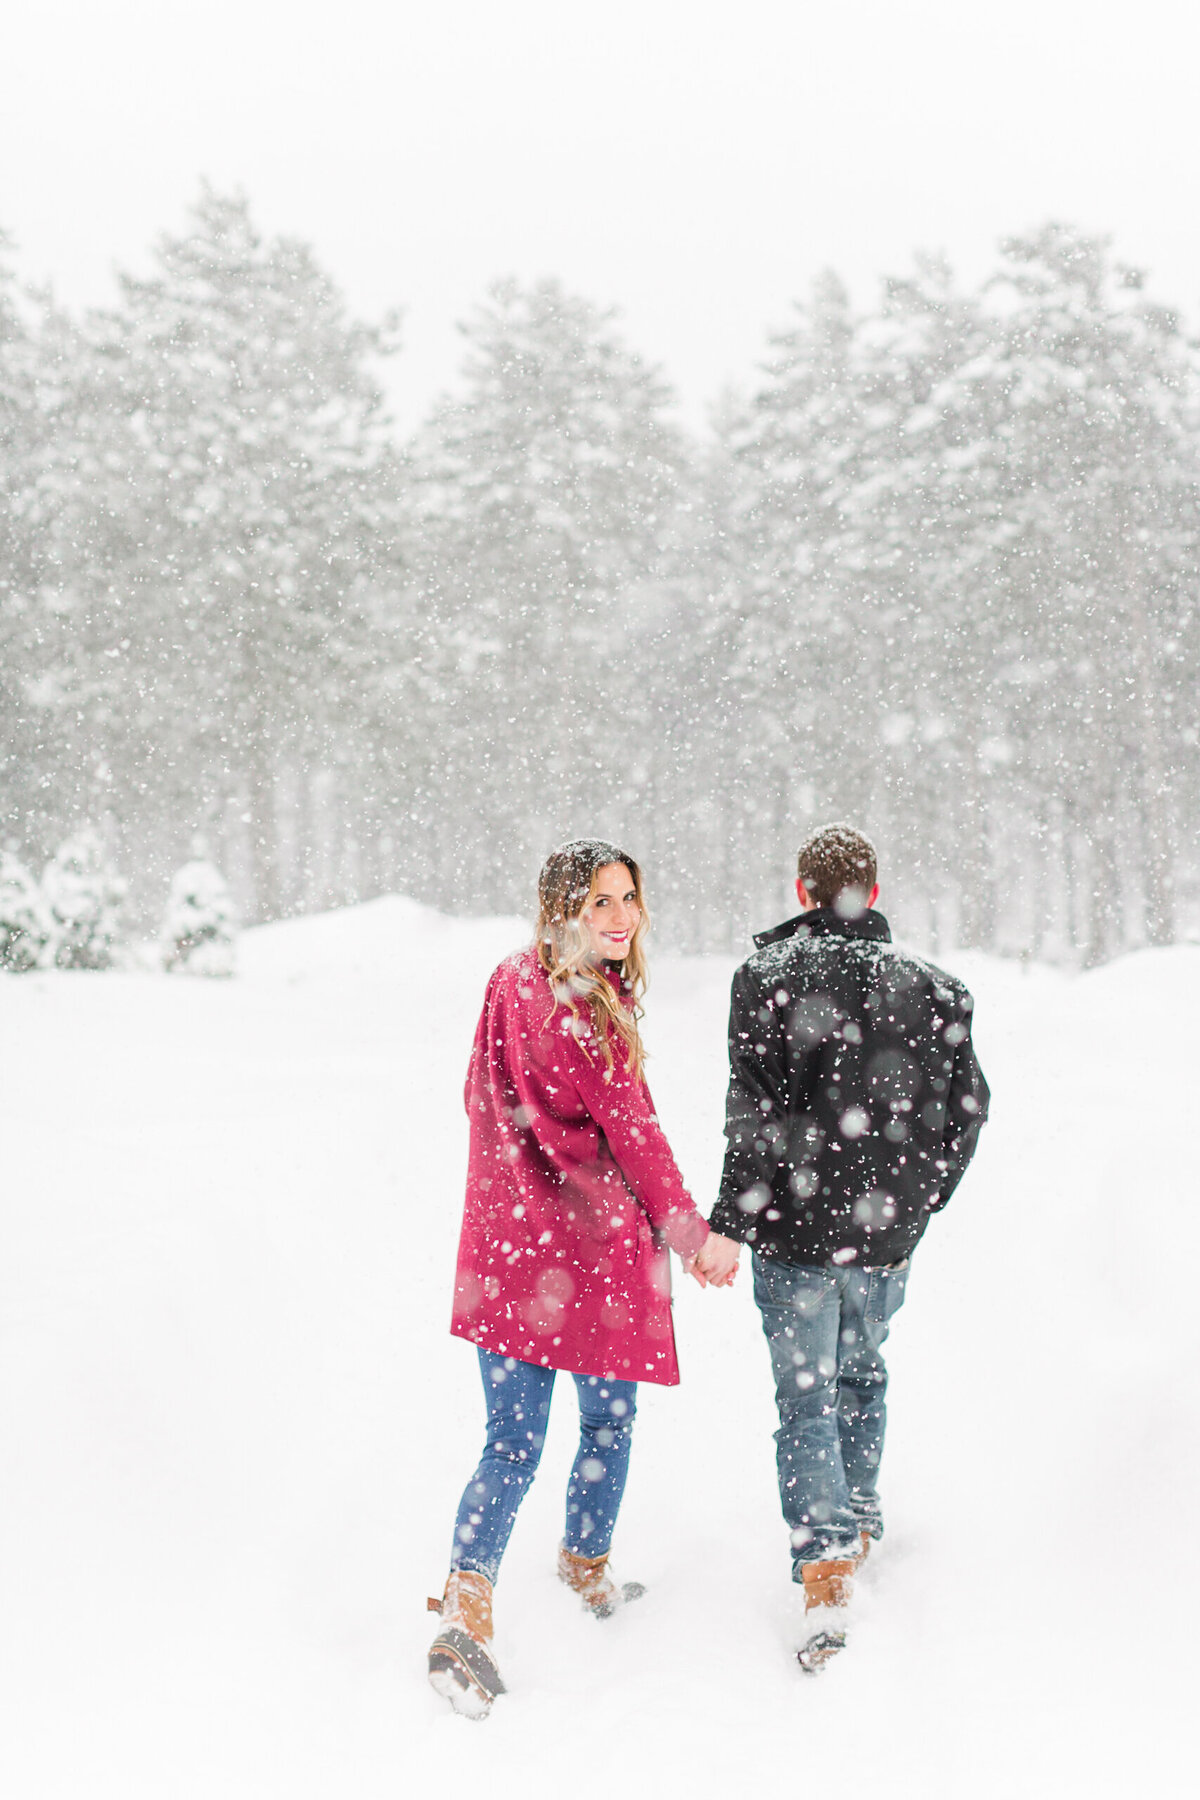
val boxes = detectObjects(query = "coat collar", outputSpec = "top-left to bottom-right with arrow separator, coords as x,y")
752,907 -> 893,952
525,945 -> 634,1008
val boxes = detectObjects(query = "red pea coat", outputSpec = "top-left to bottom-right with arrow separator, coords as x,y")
450,946 -> 709,1385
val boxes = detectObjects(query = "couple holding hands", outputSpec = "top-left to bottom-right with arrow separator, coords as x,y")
428,827 -> 989,1713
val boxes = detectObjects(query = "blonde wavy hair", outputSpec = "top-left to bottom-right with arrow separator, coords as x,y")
535,839 -> 649,1078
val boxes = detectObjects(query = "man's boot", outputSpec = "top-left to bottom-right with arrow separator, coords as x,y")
556,1542 -> 646,1619
427,1569 -> 506,1718
796,1556 -> 857,1673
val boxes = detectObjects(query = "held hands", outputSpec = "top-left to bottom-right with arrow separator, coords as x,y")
684,1231 -> 741,1290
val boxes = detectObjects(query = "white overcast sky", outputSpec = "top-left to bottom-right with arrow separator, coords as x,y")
3,0 -> 1199,428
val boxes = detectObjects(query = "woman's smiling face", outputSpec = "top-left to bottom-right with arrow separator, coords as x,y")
580,863 -> 640,962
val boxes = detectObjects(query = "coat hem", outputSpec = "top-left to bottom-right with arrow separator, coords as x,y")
449,1321 -> 682,1387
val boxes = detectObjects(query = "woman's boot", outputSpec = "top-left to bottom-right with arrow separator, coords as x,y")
796,1556 -> 857,1674
427,1569 -> 506,1719
556,1542 -> 646,1619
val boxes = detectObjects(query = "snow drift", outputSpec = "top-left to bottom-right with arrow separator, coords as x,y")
1,901 -> 1195,1798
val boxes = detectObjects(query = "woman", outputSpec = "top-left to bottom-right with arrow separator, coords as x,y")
427,839 -> 713,1718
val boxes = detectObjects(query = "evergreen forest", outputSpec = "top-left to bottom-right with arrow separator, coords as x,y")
2,189 -> 1196,961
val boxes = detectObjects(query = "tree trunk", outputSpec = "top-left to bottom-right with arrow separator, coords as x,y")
244,733 -> 280,922
1123,541 -> 1174,945
1084,801 -> 1121,968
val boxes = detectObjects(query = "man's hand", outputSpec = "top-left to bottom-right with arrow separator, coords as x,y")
692,1231 -> 741,1288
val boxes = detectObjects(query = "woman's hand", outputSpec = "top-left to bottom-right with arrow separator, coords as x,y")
691,1232 -> 741,1288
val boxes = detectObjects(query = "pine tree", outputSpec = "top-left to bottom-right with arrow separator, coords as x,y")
863,252 -> 1014,949
407,278 -> 693,907
715,275 -> 879,916
43,828 -> 126,970
0,848 -> 50,971
983,224 -> 1199,958
0,239 -> 65,861
50,186 -> 400,916
162,845 -> 238,975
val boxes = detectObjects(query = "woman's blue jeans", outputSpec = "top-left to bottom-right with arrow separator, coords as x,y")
450,1350 -> 638,1584
752,1254 -> 909,1576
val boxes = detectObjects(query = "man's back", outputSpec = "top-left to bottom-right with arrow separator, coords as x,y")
709,906 -> 989,1268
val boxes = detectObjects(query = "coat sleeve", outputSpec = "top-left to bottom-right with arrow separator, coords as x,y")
927,990 -> 990,1210
549,1014 -> 709,1260
462,984 -> 490,1116
709,962 -> 794,1242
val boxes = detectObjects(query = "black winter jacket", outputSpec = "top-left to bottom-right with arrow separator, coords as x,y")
708,908 -> 989,1268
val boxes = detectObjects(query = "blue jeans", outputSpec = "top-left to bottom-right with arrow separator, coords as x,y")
450,1351 -> 638,1585
752,1254 -> 909,1577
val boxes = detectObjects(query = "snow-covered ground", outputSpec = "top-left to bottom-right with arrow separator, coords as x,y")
2,898 -> 1195,1798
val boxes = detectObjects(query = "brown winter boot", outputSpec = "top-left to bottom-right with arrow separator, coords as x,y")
800,1556 -> 857,1611
426,1570 -> 506,1719
556,1542 -> 646,1619
796,1556 -> 857,1674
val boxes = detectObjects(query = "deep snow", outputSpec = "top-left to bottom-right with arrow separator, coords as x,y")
1,897 -> 1195,1798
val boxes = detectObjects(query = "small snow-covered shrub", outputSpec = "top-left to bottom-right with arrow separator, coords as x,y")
0,850 -> 50,971
43,829 -> 127,971
162,856 -> 238,976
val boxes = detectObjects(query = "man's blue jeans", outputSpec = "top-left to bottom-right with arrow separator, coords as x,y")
450,1350 -> 638,1584
752,1254 -> 909,1577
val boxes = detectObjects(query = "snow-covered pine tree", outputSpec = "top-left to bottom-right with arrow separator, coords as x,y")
55,186 -> 400,919
406,278 -> 694,910
0,239 -> 65,862
43,828 -> 127,970
161,850 -> 238,975
864,251 -> 1011,951
0,848 -> 50,971
984,224 -> 1199,960
715,274 -> 876,916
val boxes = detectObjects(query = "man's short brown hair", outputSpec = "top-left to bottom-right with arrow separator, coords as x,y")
796,823 -> 878,910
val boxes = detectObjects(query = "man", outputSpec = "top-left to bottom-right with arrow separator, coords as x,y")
697,823 -> 989,1670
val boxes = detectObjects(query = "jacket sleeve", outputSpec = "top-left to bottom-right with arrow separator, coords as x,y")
709,962 -> 793,1242
928,991 -> 990,1211
554,1019 -> 710,1260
